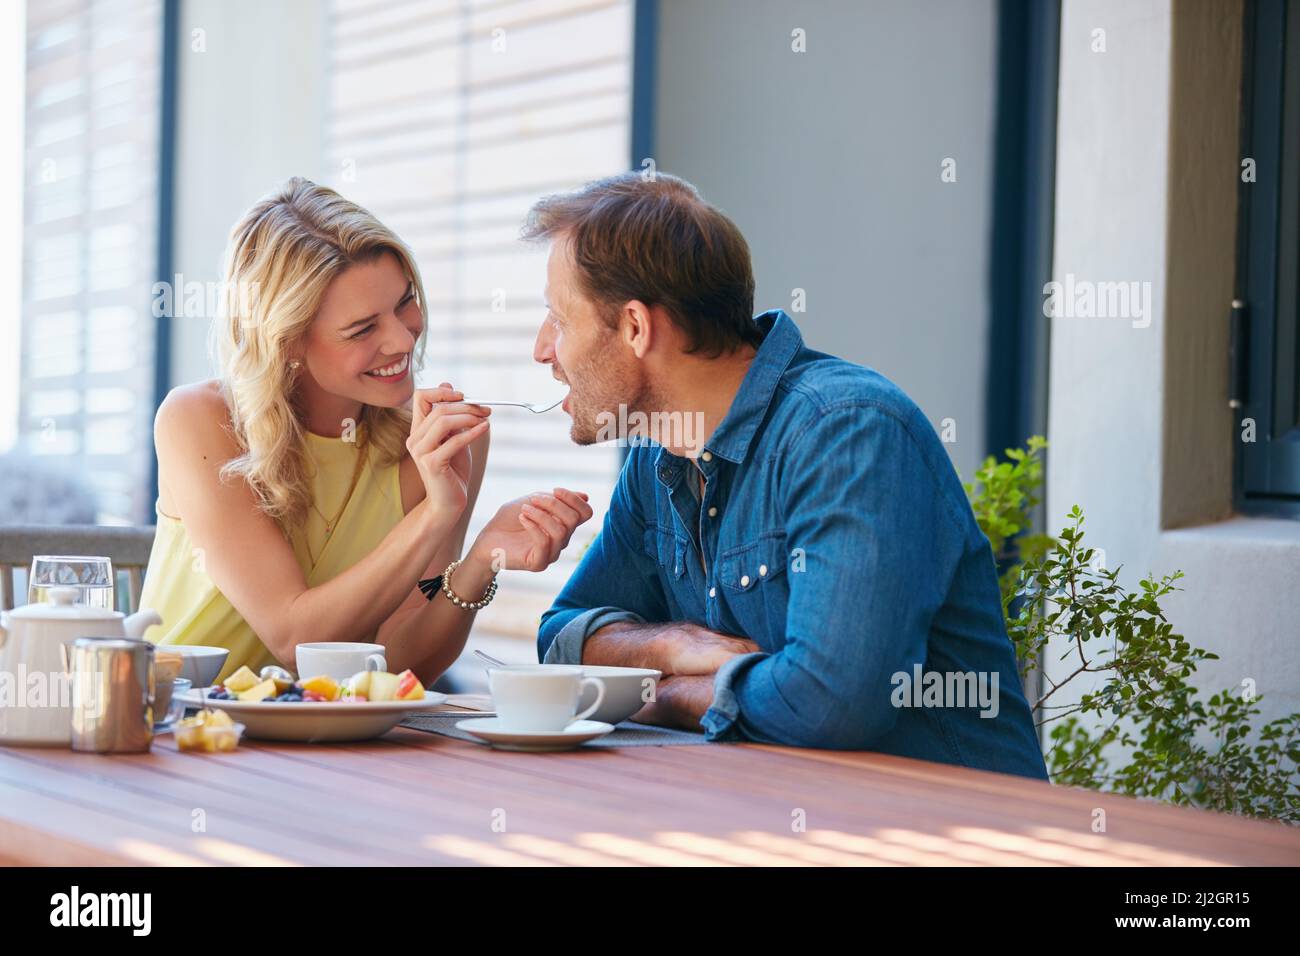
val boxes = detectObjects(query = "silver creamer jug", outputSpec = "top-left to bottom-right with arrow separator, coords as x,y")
63,637 -> 155,753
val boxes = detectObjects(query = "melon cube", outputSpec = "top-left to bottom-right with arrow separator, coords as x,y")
367,671 -> 400,702
223,665 -> 260,693
237,678 -> 277,702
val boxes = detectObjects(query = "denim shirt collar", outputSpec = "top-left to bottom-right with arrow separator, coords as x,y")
653,310 -> 803,486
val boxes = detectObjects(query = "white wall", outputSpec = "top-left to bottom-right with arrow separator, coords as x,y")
1049,0 -> 1169,579
1049,0 -> 1300,733
653,0 -> 999,479
168,0 -> 325,389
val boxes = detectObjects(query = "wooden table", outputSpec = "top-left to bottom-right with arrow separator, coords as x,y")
1,728 -> 1297,866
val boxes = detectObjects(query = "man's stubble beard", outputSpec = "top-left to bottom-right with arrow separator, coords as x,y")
567,348 -> 657,447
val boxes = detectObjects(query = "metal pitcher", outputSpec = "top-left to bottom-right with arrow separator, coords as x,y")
62,637 -> 155,753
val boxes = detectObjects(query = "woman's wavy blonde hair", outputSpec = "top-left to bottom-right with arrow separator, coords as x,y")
213,177 -> 427,530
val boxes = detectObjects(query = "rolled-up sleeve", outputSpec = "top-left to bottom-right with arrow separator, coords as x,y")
700,407 -> 963,748
537,450 -> 670,664
541,606 -> 645,664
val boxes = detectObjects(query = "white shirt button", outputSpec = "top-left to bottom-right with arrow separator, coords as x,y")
759,564 -> 768,577
708,506 -> 718,517
701,451 -> 713,462
740,574 -> 750,587
709,586 -> 716,598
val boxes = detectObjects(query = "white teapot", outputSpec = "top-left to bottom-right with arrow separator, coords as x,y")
0,587 -> 162,746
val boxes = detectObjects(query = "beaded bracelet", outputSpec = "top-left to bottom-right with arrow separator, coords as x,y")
423,558 -> 497,610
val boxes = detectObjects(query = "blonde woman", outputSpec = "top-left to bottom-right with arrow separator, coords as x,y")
139,177 -> 592,685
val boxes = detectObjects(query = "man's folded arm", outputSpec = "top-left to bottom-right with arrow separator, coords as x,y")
701,408 -> 964,748
538,454 -> 670,665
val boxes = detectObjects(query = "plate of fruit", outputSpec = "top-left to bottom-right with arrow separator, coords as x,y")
176,665 -> 448,742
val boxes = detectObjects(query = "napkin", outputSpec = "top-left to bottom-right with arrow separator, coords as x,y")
428,693 -> 495,715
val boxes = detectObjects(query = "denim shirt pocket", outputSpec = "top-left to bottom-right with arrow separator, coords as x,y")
643,525 -> 687,581
717,533 -> 789,640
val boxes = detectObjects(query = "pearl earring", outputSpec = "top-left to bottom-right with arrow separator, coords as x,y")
289,360 -> 302,370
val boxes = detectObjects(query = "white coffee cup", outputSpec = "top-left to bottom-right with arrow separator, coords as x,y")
296,642 -> 387,681
488,665 -> 606,732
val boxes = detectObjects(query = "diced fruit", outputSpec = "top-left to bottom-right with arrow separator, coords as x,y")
269,676 -> 295,694
237,678 -> 277,702
223,665 -> 260,693
395,669 -> 424,701
175,719 -> 204,750
368,671 -> 400,702
346,671 -> 372,698
300,674 -> 340,700
301,690 -> 325,702
176,709 -> 240,753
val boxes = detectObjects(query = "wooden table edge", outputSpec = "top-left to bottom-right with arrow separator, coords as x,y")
0,815 -> 139,866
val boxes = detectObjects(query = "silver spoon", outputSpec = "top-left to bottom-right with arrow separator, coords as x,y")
260,664 -> 295,683
468,398 -> 564,414
473,649 -> 507,668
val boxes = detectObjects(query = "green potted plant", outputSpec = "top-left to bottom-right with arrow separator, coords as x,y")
965,438 -> 1300,822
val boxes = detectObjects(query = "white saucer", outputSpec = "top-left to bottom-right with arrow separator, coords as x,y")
455,717 -> 614,751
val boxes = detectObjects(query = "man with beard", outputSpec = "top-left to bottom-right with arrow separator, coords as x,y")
523,172 -> 1047,779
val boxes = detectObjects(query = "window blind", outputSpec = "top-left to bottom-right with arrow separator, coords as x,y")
21,0 -> 162,524
324,0 -> 632,645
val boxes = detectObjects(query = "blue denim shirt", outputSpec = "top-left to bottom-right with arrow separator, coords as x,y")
539,310 -> 1048,780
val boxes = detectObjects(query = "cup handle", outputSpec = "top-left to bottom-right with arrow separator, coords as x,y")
571,677 -> 605,724
365,653 -> 387,672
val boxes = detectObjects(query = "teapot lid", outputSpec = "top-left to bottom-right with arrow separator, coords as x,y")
6,586 -> 122,621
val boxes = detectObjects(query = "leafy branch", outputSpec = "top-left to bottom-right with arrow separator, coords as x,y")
965,438 -> 1300,822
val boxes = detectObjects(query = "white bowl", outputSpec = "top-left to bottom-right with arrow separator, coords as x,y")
577,665 -> 662,724
164,645 -> 230,688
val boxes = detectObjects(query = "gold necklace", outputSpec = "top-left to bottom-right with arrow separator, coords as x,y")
306,443 -> 367,565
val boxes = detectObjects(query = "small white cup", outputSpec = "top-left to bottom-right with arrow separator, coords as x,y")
296,642 -> 387,681
489,665 -> 606,732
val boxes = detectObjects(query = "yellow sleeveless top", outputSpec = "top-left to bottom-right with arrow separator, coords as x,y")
139,432 -> 407,684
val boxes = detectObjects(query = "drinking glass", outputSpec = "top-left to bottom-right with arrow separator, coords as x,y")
28,555 -> 115,608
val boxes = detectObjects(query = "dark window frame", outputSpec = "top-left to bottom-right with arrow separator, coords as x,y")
1236,0 -> 1300,516
984,0 -> 1059,467
150,0 -> 179,507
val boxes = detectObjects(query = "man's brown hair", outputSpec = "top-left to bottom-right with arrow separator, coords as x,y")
522,171 -> 762,357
